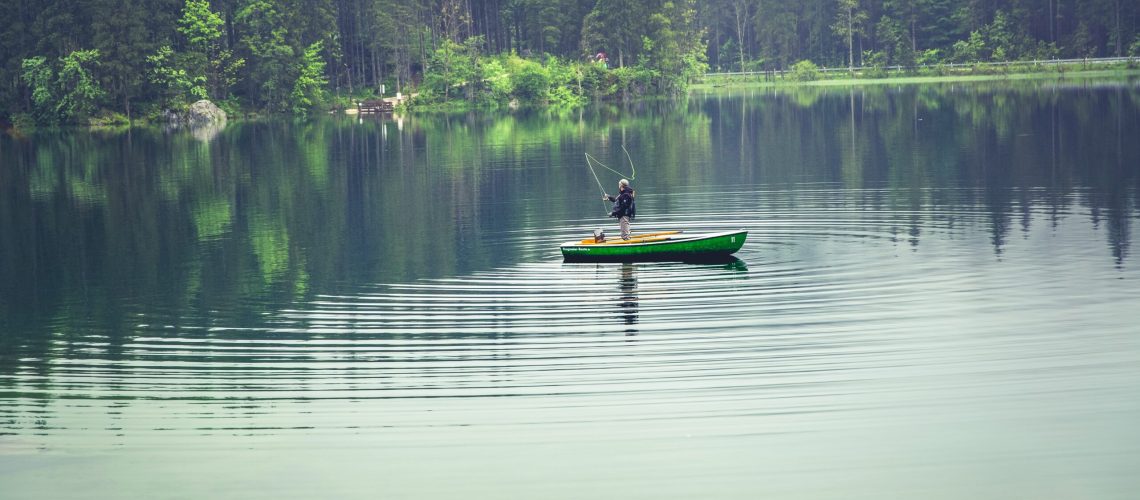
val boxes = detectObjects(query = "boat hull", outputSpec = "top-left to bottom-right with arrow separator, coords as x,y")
561,230 -> 747,262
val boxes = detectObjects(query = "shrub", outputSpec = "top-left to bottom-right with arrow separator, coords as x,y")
215,97 -> 244,117
580,63 -> 613,97
789,60 -> 820,82
861,51 -> 888,79
863,65 -> 888,79
916,49 -> 942,66
89,111 -> 130,127
512,60 -> 550,103
480,58 -> 513,101
609,66 -> 652,99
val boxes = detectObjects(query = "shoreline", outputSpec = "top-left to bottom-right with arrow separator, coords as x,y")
692,68 -> 1140,91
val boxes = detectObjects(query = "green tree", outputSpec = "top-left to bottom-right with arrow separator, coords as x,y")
147,45 -> 207,107
728,0 -> 754,72
833,0 -> 868,70
642,0 -> 708,94
29,49 -> 107,123
874,15 -> 915,67
89,0 -> 172,120
56,49 -> 105,121
179,0 -> 224,49
236,0 -> 296,111
178,0 -> 242,99
951,30 -> 985,62
291,42 -> 329,116
20,56 -> 56,123
423,37 -> 483,102
755,5 -> 801,69
582,0 -> 649,68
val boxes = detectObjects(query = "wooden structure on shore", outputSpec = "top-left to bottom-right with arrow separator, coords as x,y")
357,99 -> 394,113
350,93 -> 416,115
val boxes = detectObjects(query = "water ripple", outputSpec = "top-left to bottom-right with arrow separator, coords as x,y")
3,187 -> 1138,461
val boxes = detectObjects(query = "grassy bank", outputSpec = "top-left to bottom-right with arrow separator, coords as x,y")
692,62 -> 1140,90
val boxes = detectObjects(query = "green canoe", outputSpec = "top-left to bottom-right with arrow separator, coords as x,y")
561,229 -> 747,262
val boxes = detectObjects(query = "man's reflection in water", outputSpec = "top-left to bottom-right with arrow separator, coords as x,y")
618,263 -> 639,336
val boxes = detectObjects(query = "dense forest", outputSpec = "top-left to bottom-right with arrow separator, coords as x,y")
2,0 -> 1139,123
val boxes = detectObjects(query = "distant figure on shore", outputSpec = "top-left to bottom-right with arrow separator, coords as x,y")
595,51 -> 608,68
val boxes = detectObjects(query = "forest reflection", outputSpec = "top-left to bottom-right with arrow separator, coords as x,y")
1,81 -> 1138,376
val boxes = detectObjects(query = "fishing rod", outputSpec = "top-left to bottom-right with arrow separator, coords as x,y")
584,153 -> 611,214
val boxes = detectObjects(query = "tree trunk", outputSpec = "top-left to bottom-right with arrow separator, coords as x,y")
848,6 -> 854,70
1048,0 -> 1054,43
734,1 -> 748,71
1114,0 -> 1122,56
910,18 -> 916,53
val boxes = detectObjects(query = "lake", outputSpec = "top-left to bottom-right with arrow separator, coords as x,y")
2,80 -> 1139,498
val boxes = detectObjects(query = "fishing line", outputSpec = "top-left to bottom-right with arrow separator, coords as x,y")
584,153 -> 610,214
585,149 -> 638,214
584,152 -> 635,180
621,144 -> 636,181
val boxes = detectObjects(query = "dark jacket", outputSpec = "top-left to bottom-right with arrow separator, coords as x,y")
607,186 -> 636,219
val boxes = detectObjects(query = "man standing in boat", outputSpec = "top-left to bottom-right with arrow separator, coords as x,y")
604,179 -> 636,240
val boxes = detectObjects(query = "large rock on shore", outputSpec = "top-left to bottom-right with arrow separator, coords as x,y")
165,99 -> 227,125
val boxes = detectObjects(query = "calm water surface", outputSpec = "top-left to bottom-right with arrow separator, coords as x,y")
2,81 -> 1139,498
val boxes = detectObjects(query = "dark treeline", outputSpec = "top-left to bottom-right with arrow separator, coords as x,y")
704,0 -> 1140,72
2,0 -> 1139,123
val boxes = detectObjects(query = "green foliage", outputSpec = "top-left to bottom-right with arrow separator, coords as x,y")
420,43 -> 593,107
790,60 -> 821,82
21,57 -> 56,123
89,111 -> 131,127
55,50 -> 105,122
21,50 -> 106,124
952,31 -> 986,63
917,49 -> 942,66
512,60 -> 550,103
874,15 -> 915,68
422,38 -> 482,102
949,10 -> 1060,64
291,42 -> 329,116
862,51 -> 889,78
481,58 -> 513,100
639,0 -> 708,95
177,0 -> 241,101
833,0 -> 869,68
4,0 -> 1140,119
178,0 -> 224,50
543,56 -> 586,106
609,66 -> 653,99
236,0 -> 295,112
582,0 -> 646,68
215,97 -> 245,118
1068,22 -> 1096,59
147,45 -> 207,107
